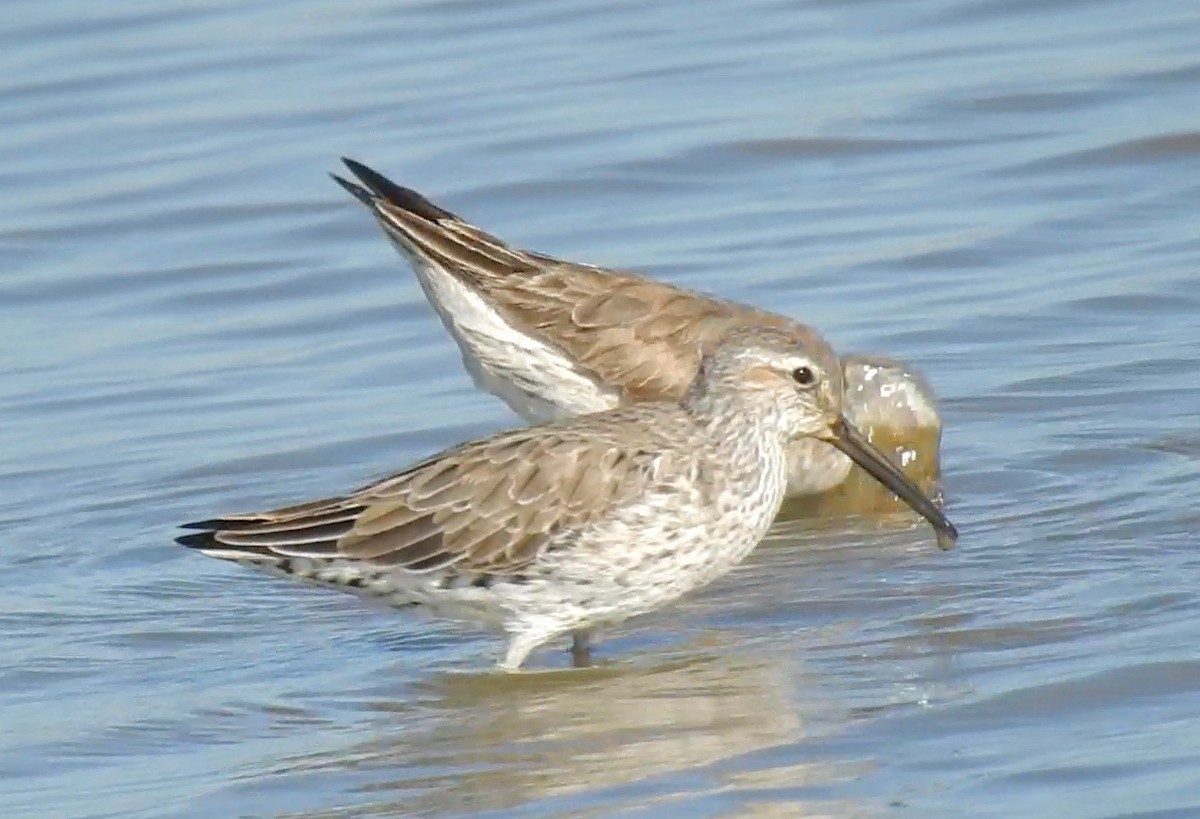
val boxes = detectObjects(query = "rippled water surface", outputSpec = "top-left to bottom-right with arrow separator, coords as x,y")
4,0 -> 1200,816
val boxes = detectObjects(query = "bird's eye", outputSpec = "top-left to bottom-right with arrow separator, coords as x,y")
792,366 -> 817,387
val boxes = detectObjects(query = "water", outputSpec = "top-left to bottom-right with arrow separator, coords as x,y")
3,0 -> 1200,815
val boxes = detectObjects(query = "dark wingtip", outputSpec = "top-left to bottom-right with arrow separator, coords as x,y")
178,518 -> 224,531
330,172 -> 374,206
176,531 -> 217,549
339,157 -> 455,222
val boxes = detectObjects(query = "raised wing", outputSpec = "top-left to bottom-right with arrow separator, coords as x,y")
333,159 -> 801,405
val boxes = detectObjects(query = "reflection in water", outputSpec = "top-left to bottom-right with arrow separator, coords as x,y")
272,648 -> 864,816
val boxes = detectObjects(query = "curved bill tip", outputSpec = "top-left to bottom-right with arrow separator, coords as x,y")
934,522 -> 958,551
824,416 -> 958,550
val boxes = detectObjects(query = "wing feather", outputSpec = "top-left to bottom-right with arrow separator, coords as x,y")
178,412 -> 677,575
334,159 -> 824,408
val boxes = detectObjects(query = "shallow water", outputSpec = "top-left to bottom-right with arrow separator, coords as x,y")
4,0 -> 1200,816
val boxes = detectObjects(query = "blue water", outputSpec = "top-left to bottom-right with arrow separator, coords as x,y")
3,0 -> 1200,816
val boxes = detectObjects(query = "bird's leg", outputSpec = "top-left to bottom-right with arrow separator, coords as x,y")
570,629 -> 594,668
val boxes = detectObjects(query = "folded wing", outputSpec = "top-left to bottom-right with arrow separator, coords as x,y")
177,420 -> 663,575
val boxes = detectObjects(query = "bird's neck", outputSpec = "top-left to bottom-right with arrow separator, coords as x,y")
682,390 -> 788,475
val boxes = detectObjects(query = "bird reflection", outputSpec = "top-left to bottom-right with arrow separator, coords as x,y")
272,642 -> 867,816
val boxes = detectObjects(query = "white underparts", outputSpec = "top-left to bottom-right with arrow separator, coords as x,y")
398,245 -> 618,423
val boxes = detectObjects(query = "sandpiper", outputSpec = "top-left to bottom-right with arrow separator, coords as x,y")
178,327 -> 956,671
331,159 -> 944,499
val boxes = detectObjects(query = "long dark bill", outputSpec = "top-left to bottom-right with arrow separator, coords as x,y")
825,416 -> 958,550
